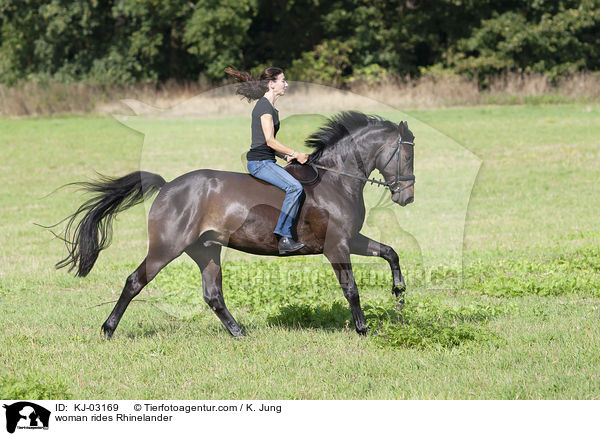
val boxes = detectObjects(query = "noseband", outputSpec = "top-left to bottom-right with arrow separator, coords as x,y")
309,134 -> 415,193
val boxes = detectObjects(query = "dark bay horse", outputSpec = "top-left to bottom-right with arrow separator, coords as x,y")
56,111 -> 415,338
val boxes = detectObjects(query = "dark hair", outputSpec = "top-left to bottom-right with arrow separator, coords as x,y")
225,67 -> 284,102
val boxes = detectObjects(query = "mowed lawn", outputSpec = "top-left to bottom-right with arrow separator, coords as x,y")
1,104 -> 599,399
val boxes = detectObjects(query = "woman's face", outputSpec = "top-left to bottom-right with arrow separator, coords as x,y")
271,73 -> 288,96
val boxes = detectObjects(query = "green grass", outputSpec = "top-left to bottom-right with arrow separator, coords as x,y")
1,104 -> 599,399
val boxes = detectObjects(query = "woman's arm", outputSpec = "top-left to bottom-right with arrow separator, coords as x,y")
261,114 -> 308,164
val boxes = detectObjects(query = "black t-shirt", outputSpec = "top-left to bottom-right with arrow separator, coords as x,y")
247,97 -> 279,161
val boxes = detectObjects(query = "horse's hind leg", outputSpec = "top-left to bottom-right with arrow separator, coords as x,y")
350,233 -> 406,298
185,242 -> 245,337
101,255 -> 171,339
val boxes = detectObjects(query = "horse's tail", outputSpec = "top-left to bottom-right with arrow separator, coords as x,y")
55,171 -> 166,277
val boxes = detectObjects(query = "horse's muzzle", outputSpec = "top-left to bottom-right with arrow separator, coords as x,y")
391,189 -> 414,206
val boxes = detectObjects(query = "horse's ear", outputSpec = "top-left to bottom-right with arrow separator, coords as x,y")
399,121 -> 405,135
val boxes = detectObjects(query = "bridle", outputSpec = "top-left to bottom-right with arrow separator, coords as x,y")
375,134 -> 416,193
309,134 -> 415,193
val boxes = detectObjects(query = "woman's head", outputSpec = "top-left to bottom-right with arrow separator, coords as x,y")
264,68 -> 287,97
257,67 -> 283,81
225,67 -> 286,101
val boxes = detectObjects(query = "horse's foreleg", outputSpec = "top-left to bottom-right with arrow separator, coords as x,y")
325,247 -> 367,335
185,243 -> 245,337
350,233 -> 405,298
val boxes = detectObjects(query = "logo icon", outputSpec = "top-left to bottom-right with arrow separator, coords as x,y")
3,402 -> 51,433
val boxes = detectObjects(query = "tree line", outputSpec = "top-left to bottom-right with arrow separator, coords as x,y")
1,0 -> 598,87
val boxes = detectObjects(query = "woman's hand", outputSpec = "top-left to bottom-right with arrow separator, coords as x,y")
289,151 -> 309,164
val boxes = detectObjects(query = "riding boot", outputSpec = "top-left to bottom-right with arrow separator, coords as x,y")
278,237 -> 305,254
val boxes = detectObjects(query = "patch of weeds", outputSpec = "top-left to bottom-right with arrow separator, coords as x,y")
465,247 -> 600,297
223,260 -> 341,308
149,260 -> 346,319
372,322 -> 484,349
365,295 -> 505,350
148,259 -> 512,342
0,371 -> 72,399
150,260 -> 403,330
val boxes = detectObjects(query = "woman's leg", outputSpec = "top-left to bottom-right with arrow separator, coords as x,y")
247,160 -> 303,237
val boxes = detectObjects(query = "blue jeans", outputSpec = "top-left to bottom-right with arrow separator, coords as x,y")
247,159 -> 303,238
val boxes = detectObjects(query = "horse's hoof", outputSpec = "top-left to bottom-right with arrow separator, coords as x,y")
356,327 -> 368,336
229,327 -> 246,337
101,324 -> 114,340
392,284 -> 406,298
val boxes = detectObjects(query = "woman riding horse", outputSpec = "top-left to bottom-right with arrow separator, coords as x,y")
53,109 -> 415,338
225,66 -> 309,254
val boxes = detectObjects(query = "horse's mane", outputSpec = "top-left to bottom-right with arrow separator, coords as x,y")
305,111 -> 398,163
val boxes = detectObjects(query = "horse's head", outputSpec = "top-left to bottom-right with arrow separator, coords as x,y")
305,112 -> 415,206
375,121 -> 415,207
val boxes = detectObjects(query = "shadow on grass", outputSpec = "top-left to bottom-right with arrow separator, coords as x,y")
121,317 -> 250,340
266,301 -> 352,331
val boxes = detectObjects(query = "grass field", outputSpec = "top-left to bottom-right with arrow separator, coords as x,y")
1,103 -> 599,399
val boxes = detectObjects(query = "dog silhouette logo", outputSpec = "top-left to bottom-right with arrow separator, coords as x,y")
3,402 -> 50,433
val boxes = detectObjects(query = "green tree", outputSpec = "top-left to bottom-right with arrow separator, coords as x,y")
0,0 -> 112,84
445,0 -> 600,79
1,0 -> 600,85
244,0 -> 329,68
183,0 -> 257,80
287,39 -> 353,86
0,0 -> 196,84
109,0 -> 194,82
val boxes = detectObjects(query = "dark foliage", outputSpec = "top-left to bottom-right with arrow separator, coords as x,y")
1,0 -> 598,85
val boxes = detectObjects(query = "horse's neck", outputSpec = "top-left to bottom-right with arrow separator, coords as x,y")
318,143 -> 377,181
314,153 -> 369,202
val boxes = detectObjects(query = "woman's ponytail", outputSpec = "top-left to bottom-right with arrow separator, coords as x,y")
225,66 -> 284,102
224,67 -> 252,83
